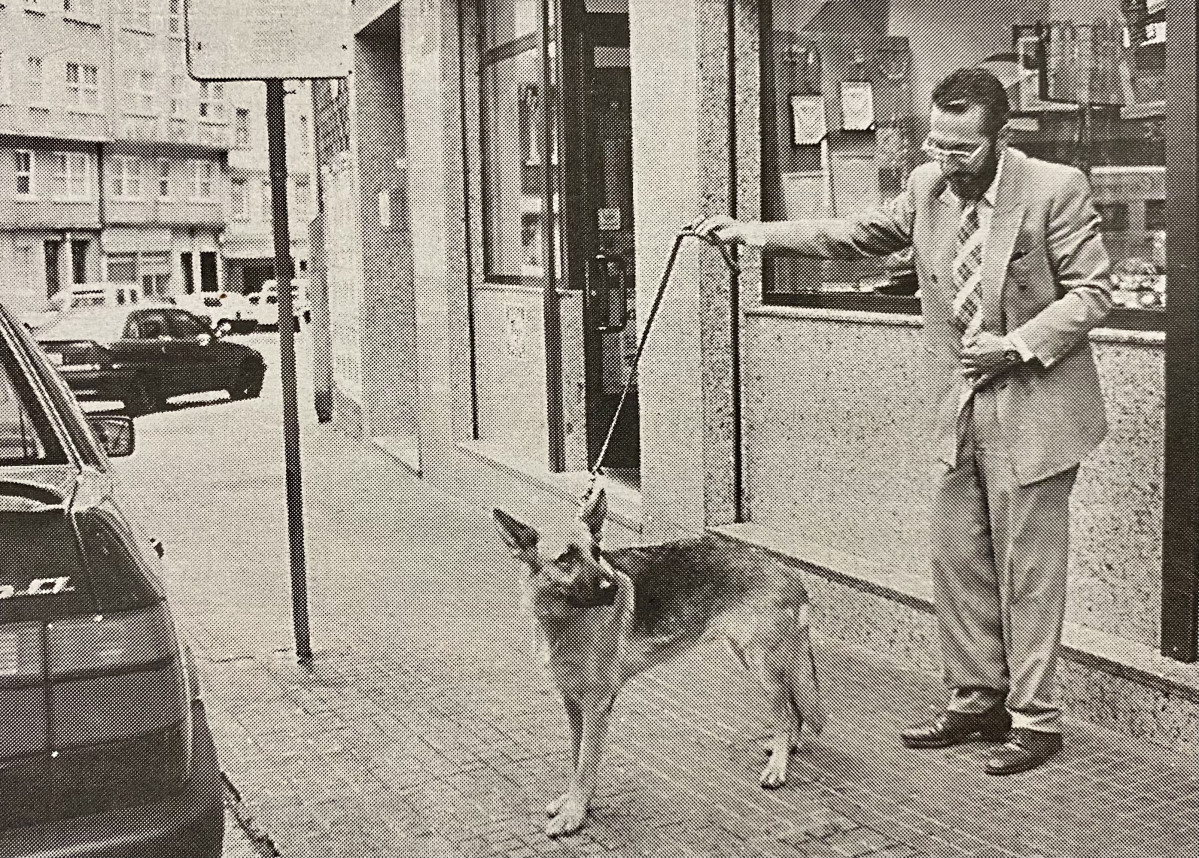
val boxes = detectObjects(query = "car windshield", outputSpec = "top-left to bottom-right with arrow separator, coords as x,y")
37,309 -> 131,344
1,332 -> 65,464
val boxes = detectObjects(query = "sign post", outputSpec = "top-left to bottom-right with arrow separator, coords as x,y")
186,0 -> 350,665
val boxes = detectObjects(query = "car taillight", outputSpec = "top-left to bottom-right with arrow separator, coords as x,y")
46,603 -> 187,746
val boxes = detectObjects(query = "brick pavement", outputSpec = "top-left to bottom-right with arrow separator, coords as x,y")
115,335 -> 1198,858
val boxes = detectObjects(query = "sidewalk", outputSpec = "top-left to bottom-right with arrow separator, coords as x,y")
119,348 -> 1198,858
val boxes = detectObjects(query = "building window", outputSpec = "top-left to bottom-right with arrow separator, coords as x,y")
49,153 -> 89,201
193,161 -> 215,199
199,82 -> 224,121
66,63 -> 100,110
231,178 -> 247,219
294,178 -> 311,217
168,0 -> 182,36
157,159 -> 171,198
299,114 -> 310,155
15,151 -> 34,197
123,0 -> 153,30
170,75 -> 185,117
64,0 -> 96,18
235,108 -> 250,147
759,0 -> 1168,322
107,252 -> 137,283
112,156 -> 142,198
123,67 -> 156,114
260,181 -> 272,221
28,57 -> 44,105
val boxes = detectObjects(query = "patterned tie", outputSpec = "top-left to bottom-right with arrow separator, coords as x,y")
952,202 -> 984,337
952,201 -> 984,440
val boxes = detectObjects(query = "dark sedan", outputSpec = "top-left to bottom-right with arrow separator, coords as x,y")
0,303 -> 223,856
35,305 -> 266,415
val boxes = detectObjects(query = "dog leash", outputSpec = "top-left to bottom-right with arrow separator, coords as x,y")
581,226 -> 740,504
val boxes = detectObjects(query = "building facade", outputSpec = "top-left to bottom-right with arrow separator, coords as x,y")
1,1 -> 316,311
315,0 -> 1197,752
222,79 -> 315,296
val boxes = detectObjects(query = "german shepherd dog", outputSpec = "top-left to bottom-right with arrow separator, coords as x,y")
493,489 -> 824,836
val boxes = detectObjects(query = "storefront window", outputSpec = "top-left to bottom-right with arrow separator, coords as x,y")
479,2 -> 560,283
762,0 -> 1169,321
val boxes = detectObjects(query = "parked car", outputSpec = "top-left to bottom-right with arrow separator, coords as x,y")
18,283 -> 144,332
35,304 -> 266,415
173,291 -> 258,335
247,278 -> 311,331
0,302 -> 223,857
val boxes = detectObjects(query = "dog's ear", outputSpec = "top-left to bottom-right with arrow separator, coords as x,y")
577,488 -> 607,540
493,509 -> 539,554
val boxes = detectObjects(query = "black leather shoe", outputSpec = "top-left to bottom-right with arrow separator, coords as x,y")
901,705 -> 1011,749
985,729 -> 1062,775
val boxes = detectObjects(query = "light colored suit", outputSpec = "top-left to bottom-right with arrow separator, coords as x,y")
752,147 -> 1112,731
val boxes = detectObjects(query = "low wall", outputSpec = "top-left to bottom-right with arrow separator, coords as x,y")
741,306 -> 1165,650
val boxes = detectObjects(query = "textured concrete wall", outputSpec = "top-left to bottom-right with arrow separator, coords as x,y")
353,34 -> 420,442
742,307 -> 1166,650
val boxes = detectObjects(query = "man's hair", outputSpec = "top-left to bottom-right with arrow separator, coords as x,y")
931,68 -> 1010,136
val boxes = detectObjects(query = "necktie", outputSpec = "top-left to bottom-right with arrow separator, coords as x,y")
952,202 -> 983,337
952,201 -> 984,440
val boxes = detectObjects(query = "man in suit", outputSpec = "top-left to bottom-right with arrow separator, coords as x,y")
695,67 -> 1111,775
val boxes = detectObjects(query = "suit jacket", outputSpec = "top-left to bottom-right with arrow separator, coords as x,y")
755,147 -> 1112,485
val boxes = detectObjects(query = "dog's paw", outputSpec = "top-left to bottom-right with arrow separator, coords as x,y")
545,796 -> 588,837
546,793 -> 570,818
760,758 -> 788,789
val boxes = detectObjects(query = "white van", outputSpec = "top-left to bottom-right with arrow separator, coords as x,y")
18,283 -> 143,330
247,279 -> 311,330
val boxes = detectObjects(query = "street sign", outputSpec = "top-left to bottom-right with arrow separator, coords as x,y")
185,0 -> 351,82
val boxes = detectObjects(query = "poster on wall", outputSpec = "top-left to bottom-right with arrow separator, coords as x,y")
790,94 -> 828,145
840,81 -> 876,131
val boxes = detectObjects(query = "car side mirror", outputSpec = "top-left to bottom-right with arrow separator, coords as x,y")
88,415 -> 135,457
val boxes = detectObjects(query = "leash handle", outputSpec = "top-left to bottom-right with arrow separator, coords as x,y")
583,225 -> 741,501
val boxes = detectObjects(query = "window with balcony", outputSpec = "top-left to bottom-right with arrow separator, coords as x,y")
123,67 -> 156,115
112,157 -> 142,198
193,161 -> 215,199
64,0 -> 96,19
235,108 -> 250,147
169,0 -> 182,36
123,0 -> 153,31
65,63 -> 99,110
231,179 -> 247,219
199,82 -> 224,121
15,151 -> 34,197
157,159 -> 171,198
27,57 -> 45,106
49,153 -> 89,201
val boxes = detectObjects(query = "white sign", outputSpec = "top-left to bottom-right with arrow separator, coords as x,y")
186,0 -> 351,81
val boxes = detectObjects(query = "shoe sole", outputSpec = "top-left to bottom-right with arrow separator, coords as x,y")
901,727 -> 1010,749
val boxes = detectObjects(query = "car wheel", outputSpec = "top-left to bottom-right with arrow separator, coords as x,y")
124,376 -> 160,417
229,361 -> 264,400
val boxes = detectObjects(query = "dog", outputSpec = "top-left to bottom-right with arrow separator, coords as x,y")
493,488 -> 824,836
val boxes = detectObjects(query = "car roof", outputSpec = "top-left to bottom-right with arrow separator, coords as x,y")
35,304 -> 181,342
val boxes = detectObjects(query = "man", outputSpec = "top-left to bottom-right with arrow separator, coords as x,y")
695,67 -> 1111,775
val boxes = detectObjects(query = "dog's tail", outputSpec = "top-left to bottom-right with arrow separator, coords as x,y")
791,603 -> 825,734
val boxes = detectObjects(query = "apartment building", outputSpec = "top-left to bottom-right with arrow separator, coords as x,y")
0,0 -> 229,311
222,79 -> 315,295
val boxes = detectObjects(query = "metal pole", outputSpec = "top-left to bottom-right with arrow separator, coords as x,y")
266,78 -> 312,664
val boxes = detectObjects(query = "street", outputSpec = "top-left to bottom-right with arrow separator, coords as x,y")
109,331 -> 1198,858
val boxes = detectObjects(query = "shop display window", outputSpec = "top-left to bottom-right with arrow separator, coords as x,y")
762,0 -> 1169,323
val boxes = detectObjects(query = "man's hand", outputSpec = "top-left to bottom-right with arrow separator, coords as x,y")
961,331 -> 1016,387
691,215 -> 750,246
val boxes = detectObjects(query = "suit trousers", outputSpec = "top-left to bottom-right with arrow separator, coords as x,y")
931,384 -> 1078,733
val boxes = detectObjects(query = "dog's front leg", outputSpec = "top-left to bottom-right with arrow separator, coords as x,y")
546,695 -> 614,837
547,698 -> 584,818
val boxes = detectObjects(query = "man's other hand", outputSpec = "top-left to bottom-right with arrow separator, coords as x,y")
961,331 -> 1014,385
691,215 -> 749,246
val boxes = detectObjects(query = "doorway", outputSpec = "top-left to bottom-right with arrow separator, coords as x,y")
44,241 -> 62,298
559,2 -> 639,479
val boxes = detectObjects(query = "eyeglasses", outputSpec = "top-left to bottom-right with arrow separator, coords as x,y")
921,137 -> 987,165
